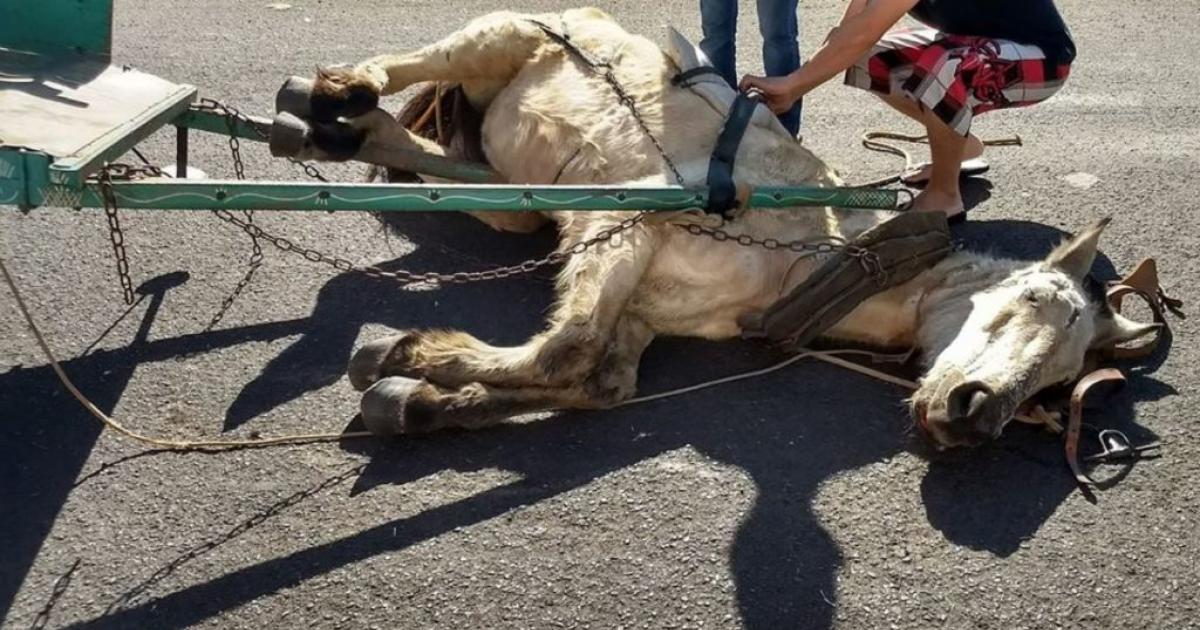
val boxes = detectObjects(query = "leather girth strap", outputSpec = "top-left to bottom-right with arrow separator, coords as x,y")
739,211 -> 953,350
706,92 -> 760,216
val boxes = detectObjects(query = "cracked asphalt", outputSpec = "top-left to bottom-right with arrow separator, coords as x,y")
2,0 -> 1197,628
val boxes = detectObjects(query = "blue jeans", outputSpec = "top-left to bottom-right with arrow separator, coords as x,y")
699,0 -> 802,135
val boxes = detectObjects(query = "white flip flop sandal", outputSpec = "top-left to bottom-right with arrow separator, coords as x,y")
901,158 -> 990,185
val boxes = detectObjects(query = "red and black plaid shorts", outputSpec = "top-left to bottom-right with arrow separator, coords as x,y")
845,28 -> 1071,136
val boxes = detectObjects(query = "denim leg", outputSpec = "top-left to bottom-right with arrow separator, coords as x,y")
757,0 -> 802,134
699,0 -> 738,87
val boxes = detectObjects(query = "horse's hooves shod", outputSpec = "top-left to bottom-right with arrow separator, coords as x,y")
309,120 -> 366,161
360,376 -> 429,436
347,333 -> 410,391
311,67 -> 380,123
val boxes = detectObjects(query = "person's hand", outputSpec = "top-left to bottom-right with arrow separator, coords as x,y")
738,74 -> 800,114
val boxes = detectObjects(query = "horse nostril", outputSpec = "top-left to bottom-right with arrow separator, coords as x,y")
947,381 -> 993,423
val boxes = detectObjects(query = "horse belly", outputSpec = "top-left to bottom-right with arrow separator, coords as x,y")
631,235 -> 797,338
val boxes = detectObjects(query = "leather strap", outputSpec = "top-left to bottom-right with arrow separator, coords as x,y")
706,92 -> 760,216
1065,368 -> 1126,487
739,211 -> 953,349
671,66 -> 725,88
1103,258 -> 1183,360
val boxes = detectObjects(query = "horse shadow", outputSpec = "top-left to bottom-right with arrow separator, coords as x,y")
3,215 -> 1172,630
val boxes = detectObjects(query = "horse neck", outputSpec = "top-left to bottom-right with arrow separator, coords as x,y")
826,250 -> 1020,351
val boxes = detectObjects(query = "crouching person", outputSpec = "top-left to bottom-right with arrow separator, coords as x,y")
741,0 -> 1075,222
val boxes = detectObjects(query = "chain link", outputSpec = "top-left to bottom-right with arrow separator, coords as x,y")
200,100 -> 270,328
194,91 -> 652,285
98,168 -> 136,305
598,67 -> 686,187
529,20 -> 687,186
195,98 -> 330,182
681,222 -> 888,285
209,208 -> 647,285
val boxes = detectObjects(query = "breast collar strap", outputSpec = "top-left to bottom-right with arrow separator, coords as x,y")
705,91 -> 760,217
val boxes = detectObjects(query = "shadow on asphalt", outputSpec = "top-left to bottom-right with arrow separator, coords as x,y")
1,216 -> 1173,629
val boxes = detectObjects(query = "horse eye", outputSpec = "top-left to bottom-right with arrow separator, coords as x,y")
1023,289 -> 1039,306
1067,309 -> 1080,327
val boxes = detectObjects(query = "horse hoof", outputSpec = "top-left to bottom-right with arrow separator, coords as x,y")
360,376 -> 423,436
347,333 -> 410,391
309,120 -> 366,161
311,66 -> 380,123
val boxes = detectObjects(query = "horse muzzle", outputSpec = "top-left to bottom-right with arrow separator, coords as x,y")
914,379 -> 1013,448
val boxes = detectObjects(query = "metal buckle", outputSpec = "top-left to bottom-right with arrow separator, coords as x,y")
1083,429 -> 1161,463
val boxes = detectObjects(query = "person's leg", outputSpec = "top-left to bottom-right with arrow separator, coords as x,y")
910,106 -> 967,217
699,0 -> 739,87
757,0 -> 802,135
877,92 -> 985,183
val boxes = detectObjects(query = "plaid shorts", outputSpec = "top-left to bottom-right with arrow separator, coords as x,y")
845,28 -> 1071,135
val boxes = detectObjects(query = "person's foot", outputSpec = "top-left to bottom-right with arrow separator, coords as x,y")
901,134 -> 987,185
911,188 -> 965,220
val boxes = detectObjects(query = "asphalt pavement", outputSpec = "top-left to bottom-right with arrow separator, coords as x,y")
2,0 -> 1198,628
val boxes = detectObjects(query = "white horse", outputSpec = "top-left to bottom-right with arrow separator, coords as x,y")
302,8 -> 1157,447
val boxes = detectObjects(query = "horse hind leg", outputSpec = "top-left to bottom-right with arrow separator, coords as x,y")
358,315 -> 653,435
309,11 -> 555,122
346,218 -> 659,392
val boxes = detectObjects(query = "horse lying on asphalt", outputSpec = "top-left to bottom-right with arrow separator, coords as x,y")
300,8 -> 1157,447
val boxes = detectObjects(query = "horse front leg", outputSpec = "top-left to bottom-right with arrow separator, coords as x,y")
359,315 -> 654,435
308,11 -> 558,122
347,217 -> 659,392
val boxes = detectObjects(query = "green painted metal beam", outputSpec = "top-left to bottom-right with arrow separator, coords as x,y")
173,109 -> 272,142
0,149 -> 53,210
48,180 -> 898,212
0,0 -> 112,59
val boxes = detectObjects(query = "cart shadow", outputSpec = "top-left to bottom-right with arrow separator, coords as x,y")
3,218 -> 1172,630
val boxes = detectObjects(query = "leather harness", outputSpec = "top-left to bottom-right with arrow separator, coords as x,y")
704,91 -> 761,216
669,65 -> 765,217
533,19 -> 1179,492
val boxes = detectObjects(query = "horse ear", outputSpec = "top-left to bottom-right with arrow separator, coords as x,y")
1046,217 -> 1112,279
1091,311 -> 1161,349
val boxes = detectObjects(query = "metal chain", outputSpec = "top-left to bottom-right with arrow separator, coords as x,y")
198,104 -> 268,330
195,98 -> 329,182
527,20 -> 883,281
193,93 -> 651,285
98,167 -> 136,305
209,208 -> 647,285
681,222 -> 888,285
598,67 -> 686,186
529,20 -> 686,186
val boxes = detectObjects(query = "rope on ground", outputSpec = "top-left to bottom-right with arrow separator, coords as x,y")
3,255 -> 1044,452
620,347 -> 915,406
855,130 -> 1023,188
1,257 -> 373,450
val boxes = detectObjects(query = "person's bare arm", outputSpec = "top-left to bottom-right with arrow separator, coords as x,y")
741,0 -> 918,114
839,0 -> 871,26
